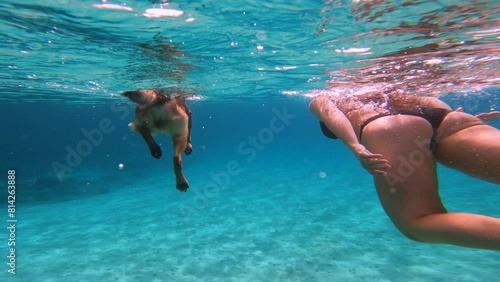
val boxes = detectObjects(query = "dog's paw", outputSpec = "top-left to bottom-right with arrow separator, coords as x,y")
176,180 -> 189,192
184,143 -> 193,155
150,145 -> 162,159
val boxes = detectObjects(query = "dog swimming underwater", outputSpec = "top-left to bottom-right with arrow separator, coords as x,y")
121,89 -> 192,192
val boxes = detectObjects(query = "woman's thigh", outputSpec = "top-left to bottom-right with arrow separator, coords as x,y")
362,116 -> 446,229
435,124 -> 500,184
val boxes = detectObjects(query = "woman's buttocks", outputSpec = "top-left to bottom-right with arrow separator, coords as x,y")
434,112 -> 484,143
360,115 -> 434,147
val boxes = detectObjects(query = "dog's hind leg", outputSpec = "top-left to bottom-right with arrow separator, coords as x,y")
137,127 -> 162,159
172,135 -> 189,191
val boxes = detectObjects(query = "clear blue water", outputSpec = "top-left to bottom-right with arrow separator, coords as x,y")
1,0 -> 500,281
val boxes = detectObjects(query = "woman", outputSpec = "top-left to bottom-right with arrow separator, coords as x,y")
309,92 -> 500,250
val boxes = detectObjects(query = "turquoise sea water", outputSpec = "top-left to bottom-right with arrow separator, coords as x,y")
1,0 -> 499,281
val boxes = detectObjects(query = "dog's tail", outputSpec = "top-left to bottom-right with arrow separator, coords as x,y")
121,90 -> 160,105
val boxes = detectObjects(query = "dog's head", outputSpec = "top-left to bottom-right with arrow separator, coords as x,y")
121,90 -> 159,106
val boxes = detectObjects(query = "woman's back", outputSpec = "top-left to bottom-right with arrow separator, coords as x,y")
328,92 -> 441,132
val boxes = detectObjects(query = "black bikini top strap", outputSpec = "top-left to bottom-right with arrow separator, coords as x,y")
359,113 -> 392,142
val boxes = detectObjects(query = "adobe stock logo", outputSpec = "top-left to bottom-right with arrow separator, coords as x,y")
178,106 -> 297,222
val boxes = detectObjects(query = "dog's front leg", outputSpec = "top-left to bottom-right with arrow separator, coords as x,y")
137,127 -> 162,159
173,136 -> 189,192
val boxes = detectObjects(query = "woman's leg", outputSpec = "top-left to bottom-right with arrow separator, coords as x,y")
435,124 -> 500,184
404,213 -> 500,249
363,116 -> 500,250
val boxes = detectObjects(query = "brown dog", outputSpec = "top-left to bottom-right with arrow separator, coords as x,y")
122,90 -> 192,192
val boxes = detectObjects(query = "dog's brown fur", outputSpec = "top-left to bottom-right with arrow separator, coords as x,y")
122,90 -> 192,192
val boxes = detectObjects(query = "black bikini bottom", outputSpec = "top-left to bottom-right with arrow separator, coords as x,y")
320,108 -> 451,151
358,108 -> 451,142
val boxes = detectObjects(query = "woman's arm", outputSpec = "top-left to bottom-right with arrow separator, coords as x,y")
309,96 -> 390,175
309,96 -> 361,152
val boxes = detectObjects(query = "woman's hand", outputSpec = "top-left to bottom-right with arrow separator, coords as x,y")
352,144 -> 391,175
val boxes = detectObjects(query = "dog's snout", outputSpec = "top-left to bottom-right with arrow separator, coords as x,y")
121,90 -> 136,97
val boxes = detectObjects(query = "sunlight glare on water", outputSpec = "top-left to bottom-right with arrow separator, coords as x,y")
0,0 -> 499,104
